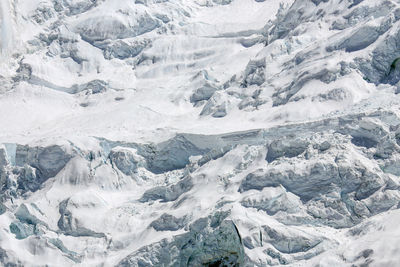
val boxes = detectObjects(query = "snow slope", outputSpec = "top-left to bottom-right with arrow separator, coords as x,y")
2,0 -> 400,266
0,0 -> 13,54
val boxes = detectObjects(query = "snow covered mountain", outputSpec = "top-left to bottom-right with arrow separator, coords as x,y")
2,0 -> 400,266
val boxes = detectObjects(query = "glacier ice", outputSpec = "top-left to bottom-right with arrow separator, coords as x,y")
2,0 -> 400,266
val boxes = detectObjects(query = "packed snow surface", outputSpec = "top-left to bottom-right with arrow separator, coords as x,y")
2,0 -> 400,266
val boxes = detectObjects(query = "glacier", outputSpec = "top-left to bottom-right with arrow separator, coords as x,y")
2,0 -> 400,266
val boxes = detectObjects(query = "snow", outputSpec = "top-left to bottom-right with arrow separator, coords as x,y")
0,0 -> 299,145
0,0 -> 13,54
2,0 -> 400,266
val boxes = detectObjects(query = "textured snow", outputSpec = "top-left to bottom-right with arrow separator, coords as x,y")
0,0 -> 14,55
2,0 -> 400,266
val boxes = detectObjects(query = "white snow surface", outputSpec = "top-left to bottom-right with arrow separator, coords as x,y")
1,0 -> 400,266
0,0 -> 295,145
